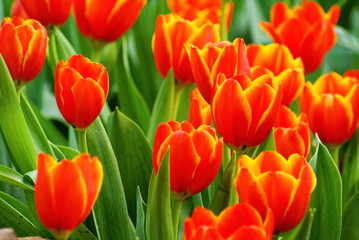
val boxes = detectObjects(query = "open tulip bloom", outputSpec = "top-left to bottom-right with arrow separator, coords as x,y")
0,0 -> 358,240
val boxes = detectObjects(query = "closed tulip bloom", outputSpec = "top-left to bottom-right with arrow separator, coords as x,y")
35,153 -> 103,240
11,0 -> 29,19
344,69 -> 359,82
300,72 -> 359,144
73,0 -> 146,42
20,0 -> 72,27
274,105 -> 311,159
152,14 -> 220,84
189,88 -> 212,128
188,38 -> 250,103
235,151 -> 316,232
247,43 -> 304,106
212,73 -> 282,151
152,121 -> 223,199
184,203 -> 274,240
260,1 -> 340,73
167,0 -> 234,30
0,17 -> 47,87
55,55 -> 109,129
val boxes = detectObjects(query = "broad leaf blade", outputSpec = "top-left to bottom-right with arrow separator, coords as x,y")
0,165 -> 33,190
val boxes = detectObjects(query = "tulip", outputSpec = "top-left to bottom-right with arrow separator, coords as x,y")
274,105 -> 311,159
189,88 -> 212,128
35,153 -> 103,240
344,69 -> 359,81
211,73 -> 282,151
0,17 -> 47,87
152,121 -> 223,199
55,55 -> 109,129
300,72 -> 359,144
20,0 -> 72,27
184,203 -> 274,240
247,43 -> 304,105
259,1 -> 340,73
188,38 -> 250,103
167,0 -> 234,30
73,0 -> 146,42
152,14 -> 220,84
235,151 -> 316,232
11,0 -> 29,19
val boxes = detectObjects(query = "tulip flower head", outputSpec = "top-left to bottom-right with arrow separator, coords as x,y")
184,203 -> 274,240
344,69 -> 359,82
274,105 -> 311,159
152,121 -> 223,199
167,0 -> 234,30
11,0 -> 29,19
189,88 -> 212,128
300,72 -> 359,144
260,0 -> 340,73
55,55 -> 109,130
247,43 -> 305,105
211,73 -> 282,152
73,0 -> 146,43
188,38 -> 251,103
235,151 -> 317,232
35,153 -> 103,240
152,14 -> 220,84
0,17 -> 47,87
20,0 -> 72,27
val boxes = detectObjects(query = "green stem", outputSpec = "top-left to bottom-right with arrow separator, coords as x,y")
77,128 -> 88,153
172,198 -> 183,240
171,85 -> 183,120
91,47 -> 101,63
327,144 -> 340,169
220,0 -> 229,40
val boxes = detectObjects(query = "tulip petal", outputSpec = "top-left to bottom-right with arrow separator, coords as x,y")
229,226 -> 267,240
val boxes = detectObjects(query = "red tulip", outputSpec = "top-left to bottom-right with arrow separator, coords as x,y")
73,0 -> 146,42
0,17 -> 47,87
211,73 -> 282,151
184,203 -> 274,240
344,69 -> 359,82
11,0 -> 29,19
300,72 -> 359,144
152,14 -> 220,84
189,88 -> 212,128
35,153 -> 103,239
247,43 -> 304,105
235,151 -> 316,232
274,105 -> 311,158
55,55 -> 109,129
20,0 -> 72,27
152,121 -> 223,199
260,0 -> 340,73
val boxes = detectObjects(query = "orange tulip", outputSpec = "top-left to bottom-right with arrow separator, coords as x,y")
344,69 -> 359,82
167,0 -> 234,30
247,43 -> 304,105
260,0 -> 340,73
184,203 -> 274,240
20,0 -> 72,27
73,0 -> 146,42
274,105 -> 311,159
300,72 -> 359,144
188,38 -> 250,103
211,73 -> 281,151
235,151 -> 316,232
35,153 -> 103,239
152,14 -> 220,84
0,17 -> 47,87
11,0 -> 29,19
189,88 -> 212,128
152,121 -> 223,199
55,55 -> 109,129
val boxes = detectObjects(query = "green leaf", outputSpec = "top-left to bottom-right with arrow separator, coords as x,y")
0,191 -> 42,237
308,136 -> 342,240
147,70 -> 175,145
0,165 -> 34,190
136,187 -> 146,240
249,128 -> 276,158
74,223 -> 98,240
20,93 -> 55,156
282,208 -> 316,240
341,191 -> 359,240
55,145 -> 80,159
115,37 -> 151,132
0,55 -> 37,173
107,109 -> 152,222
87,118 -> 136,240
146,151 -> 174,240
